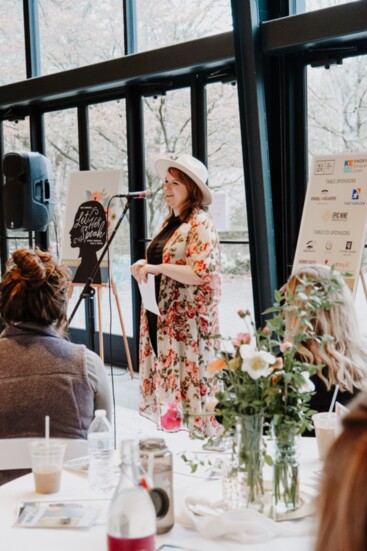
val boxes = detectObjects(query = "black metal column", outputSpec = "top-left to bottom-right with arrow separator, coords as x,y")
0,122 -> 8,274
191,76 -> 207,165
23,0 -> 41,78
78,105 -> 90,171
265,54 -> 307,285
29,109 -> 49,250
123,0 -> 137,55
230,0 -> 278,324
126,87 -> 145,369
76,104 -> 96,353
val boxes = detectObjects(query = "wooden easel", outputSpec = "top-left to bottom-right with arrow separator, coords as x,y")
68,279 -> 134,379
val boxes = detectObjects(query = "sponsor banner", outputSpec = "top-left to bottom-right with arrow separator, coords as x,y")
293,153 -> 367,295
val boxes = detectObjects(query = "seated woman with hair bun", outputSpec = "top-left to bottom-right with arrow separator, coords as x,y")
0,248 -> 112,484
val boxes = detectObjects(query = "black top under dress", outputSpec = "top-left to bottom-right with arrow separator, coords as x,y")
145,216 -> 181,356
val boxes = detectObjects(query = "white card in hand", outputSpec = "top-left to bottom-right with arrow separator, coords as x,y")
138,273 -> 160,315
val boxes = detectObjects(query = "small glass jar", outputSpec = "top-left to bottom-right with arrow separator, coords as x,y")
139,438 -> 174,534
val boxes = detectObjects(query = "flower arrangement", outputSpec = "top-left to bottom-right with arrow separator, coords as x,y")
208,267 -> 344,437
207,320 -> 275,433
206,267 -> 344,512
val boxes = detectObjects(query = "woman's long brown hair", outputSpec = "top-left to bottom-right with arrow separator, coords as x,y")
164,167 -> 205,224
315,394 -> 367,551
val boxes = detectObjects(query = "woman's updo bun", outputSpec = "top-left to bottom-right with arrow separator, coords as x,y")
0,248 -> 71,335
11,249 -> 47,287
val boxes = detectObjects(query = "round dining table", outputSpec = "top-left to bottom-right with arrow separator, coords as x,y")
0,412 -> 322,551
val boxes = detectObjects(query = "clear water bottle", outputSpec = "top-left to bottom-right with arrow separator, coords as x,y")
88,409 -> 114,492
107,439 -> 156,551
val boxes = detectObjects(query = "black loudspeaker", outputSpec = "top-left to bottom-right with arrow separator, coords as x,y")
2,151 -> 55,231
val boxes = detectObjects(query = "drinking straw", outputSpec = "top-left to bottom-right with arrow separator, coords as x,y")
45,415 -> 50,442
329,385 -> 339,414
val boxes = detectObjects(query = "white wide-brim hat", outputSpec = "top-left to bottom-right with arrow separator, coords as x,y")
155,153 -> 212,205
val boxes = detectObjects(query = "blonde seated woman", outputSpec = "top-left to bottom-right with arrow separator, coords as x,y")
282,264 -> 367,418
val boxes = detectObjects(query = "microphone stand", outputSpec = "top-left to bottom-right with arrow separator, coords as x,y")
68,197 -> 133,351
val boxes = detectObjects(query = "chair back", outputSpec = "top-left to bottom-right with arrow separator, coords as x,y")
0,438 -> 88,470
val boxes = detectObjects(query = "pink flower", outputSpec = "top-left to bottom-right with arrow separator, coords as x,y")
280,342 -> 293,353
231,332 -> 251,347
160,403 -> 182,432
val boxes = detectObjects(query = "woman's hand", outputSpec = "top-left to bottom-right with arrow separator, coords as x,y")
131,260 -> 161,284
138,263 -> 162,283
130,259 -> 147,283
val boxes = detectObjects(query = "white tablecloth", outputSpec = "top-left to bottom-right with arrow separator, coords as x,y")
0,410 -> 321,551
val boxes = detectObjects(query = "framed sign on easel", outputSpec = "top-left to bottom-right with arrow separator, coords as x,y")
293,153 -> 367,298
60,170 -> 134,377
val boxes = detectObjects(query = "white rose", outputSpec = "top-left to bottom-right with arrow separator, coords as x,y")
239,345 -> 275,380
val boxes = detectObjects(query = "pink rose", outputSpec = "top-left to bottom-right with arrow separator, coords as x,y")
160,403 -> 182,432
232,332 -> 251,347
280,342 -> 293,353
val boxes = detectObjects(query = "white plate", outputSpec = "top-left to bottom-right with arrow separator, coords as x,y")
185,485 -> 316,522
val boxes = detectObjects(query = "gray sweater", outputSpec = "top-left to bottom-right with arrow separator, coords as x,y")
0,323 -> 107,484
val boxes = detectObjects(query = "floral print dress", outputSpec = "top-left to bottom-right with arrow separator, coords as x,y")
139,209 -> 221,436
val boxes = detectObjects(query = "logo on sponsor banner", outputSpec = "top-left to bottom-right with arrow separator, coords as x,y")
325,241 -> 332,251
298,259 -> 317,265
335,260 -> 351,271
352,188 -> 361,200
346,241 -> 352,250
315,160 -> 335,175
343,158 -> 367,173
305,240 -> 316,251
311,191 -> 337,202
332,212 -> 348,221
322,210 -> 332,223
344,160 -> 353,173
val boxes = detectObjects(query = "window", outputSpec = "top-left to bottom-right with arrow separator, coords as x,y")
136,0 -> 232,52
305,0 -> 355,10
207,81 -> 254,333
0,1 -> 26,85
2,119 -> 31,251
144,89 -> 192,236
44,109 -> 81,327
38,0 -> 125,75
307,56 -> 367,331
89,100 -> 133,337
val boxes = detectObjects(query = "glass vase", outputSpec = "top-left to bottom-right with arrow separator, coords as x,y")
272,424 -> 301,519
235,414 -> 265,510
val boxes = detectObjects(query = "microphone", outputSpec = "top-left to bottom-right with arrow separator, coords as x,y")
114,190 -> 153,199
